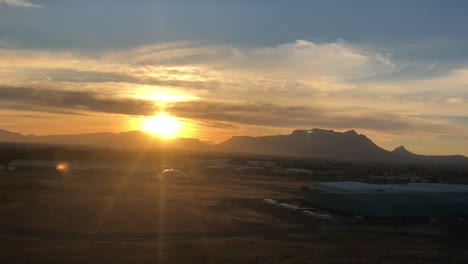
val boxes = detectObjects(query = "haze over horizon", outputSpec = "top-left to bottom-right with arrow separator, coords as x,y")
1,0 -> 468,155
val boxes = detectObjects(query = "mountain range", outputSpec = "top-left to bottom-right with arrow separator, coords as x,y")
0,129 -> 208,151
1,128 -> 467,165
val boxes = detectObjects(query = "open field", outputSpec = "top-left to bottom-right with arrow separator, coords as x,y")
0,171 -> 467,263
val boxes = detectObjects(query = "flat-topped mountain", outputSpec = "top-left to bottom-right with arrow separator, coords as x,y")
218,128 -> 396,161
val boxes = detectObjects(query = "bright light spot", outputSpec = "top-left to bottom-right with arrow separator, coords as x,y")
146,92 -> 197,102
142,113 -> 181,138
132,87 -> 198,102
56,162 -> 69,172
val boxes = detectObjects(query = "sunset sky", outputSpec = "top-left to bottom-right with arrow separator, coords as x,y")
1,0 -> 468,155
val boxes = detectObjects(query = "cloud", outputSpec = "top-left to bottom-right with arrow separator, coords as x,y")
0,0 -> 42,8
101,40 -> 396,84
0,39 -> 455,86
0,40 -> 399,104
1,40 -> 468,145
446,97 -> 466,104
0,85 -> 455,137
411,115 -> 468,124
166,101 -> 453,135
0,102 -> 89,116
0,86 -> 157,116
36,69 -> 221,91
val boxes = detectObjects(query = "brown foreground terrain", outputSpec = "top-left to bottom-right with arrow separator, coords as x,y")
0,171 -> 467,264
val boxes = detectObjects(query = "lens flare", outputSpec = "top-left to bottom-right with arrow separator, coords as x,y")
56,162 -> 69,172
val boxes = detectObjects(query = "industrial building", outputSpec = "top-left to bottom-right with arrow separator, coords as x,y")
8,160 -> 57,171
303,181 -> 468,218
313,181 -> 468,193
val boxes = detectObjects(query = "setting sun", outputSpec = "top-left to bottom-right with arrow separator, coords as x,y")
141,113 -> 181,138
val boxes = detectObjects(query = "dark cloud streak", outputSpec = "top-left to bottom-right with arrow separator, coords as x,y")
44,69 -> 220,90
0,86 -> 157,116
167,101 -> 441,134
0,86 -> 448,135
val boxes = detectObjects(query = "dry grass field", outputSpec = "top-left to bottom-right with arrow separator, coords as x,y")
0,171 -> 467,263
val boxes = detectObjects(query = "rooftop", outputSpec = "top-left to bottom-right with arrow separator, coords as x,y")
314,181 -> 468,193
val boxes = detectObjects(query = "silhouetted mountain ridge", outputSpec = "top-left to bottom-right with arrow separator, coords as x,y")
0,128 -> 467,164
391,145 -> 468,165
392,146 -> 415,157
219,128 -> 396,161
0,129 -> 210,151
0,129 -> 25,141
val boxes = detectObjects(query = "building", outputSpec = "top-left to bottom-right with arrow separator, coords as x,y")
368,175 -> 425,183
192,159 -> 232,168
303,181 -> 468,218
246,160 -> 277,168
313,181 -> 468,193
233,166 -> 266,174
283,168 -> 315,177
9,160 -> 57,171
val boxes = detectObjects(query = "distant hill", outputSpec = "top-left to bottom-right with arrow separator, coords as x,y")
0,129 -> 210,151
1,128 -> 467,164
391,145 -> 468,165
392,145 -> 415,157
0,129 -> 29,142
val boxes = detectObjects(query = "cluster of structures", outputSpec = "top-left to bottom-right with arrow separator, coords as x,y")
5,158 -> 468,221
2,158 -> 316,178
304,181 -> 468,219
192,158 -> 315,177
368,174 -> 426,183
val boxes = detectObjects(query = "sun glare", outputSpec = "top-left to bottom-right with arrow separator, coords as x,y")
142,113 -> 181,138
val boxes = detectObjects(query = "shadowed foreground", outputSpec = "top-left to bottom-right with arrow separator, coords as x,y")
0,172 -> 467,263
